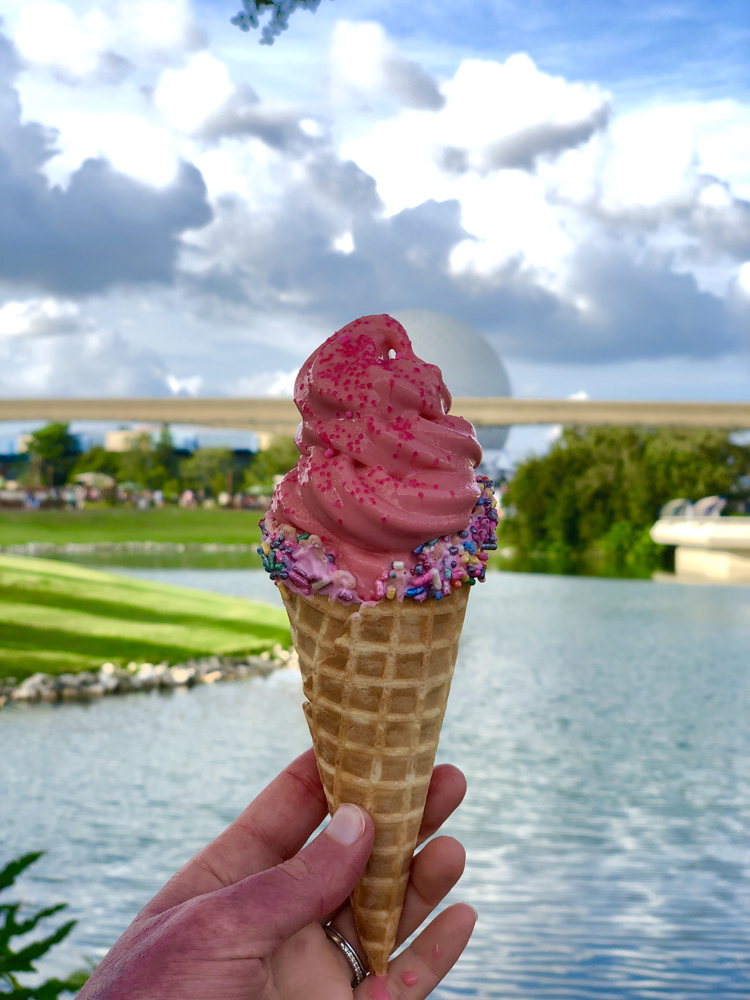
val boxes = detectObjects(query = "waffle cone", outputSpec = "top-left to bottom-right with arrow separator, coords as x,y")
280,583 -> 470,976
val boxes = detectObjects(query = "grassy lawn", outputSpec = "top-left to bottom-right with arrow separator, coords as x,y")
0,506 -> 264,547
0,555 -> 289,681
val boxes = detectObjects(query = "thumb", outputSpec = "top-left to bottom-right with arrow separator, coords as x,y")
214,803 -> 374,954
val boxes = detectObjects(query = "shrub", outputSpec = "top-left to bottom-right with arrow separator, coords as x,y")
0,853 -> 89,998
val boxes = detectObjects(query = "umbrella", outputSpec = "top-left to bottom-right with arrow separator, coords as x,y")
74,472 -> 116,489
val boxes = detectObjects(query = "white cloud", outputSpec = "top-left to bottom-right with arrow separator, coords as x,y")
14,0 -> 203,81
116,0 -> 204,59
166,373 -> 203,396
330,20 -> 444,110
339,53 -> 610,280
332,231 -> 355,254
15,1 -> 113,80
2,11 -> 749,383
0,298 -> 92,339
234,369 -> 299,397
0,330 -> 171,396
44,110 -> 181,188
339,47 -> 749,318
341,54 -> 610,214
153,52 -> 234,134
331,21 -> 385,94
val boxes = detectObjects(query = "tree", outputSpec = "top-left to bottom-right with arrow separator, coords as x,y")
243,436 -> 298,491
502,426 -> 750,577
231,0 -> 327,44
0,852 -> 89,998
117,427 -> 181,492
179,447 -> 236,497
25,425 -> 80,487
151,426 -> 181,492
72,446 -> 121,481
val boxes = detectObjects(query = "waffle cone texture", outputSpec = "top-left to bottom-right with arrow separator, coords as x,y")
280,584 -> 470,976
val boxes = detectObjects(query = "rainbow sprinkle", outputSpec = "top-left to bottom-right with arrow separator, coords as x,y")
260,475 -> 497,604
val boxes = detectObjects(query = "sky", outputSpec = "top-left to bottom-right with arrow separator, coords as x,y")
0,0 -> 748,460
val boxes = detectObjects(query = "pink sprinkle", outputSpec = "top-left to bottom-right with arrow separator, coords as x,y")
345,410 -> 353,418
433,944 -> 443,959
401,971 -> 419,987
340,333 -> 351,343
324,448 -> 334,458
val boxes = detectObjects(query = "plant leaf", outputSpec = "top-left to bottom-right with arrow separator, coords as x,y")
0,854 -> 44,894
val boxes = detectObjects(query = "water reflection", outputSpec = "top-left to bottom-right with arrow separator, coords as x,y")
2,571 -> 750,997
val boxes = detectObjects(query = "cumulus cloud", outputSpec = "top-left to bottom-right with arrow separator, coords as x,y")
331,21 -> 444,110
165,373 -> 203,396
0,31 -> 212,294
1,11 -> 748,383
196,83 -> 322,153
153,51 -> 234,133
341,54 -> 612,215
481,105 -> 610,171
234,369 -> 298,396
382,53 -> 445,111
0,330 -> 171,396
14,0 -> 205,82
179,128 -> 739,365
0,298 -> 93,338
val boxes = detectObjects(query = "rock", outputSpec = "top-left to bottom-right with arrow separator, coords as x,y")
82,683 -> 106,698
3,649 -> 297,708
74,671 -> 98,687
11,672 -> 56,702
57,673 -> 83,689
134,663 -> 158,689
170,666 -> 195,686
96,669 -> 119,694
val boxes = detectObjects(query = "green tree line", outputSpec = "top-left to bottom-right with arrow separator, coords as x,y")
10,424 -> 298,498
500,426 -> 750,578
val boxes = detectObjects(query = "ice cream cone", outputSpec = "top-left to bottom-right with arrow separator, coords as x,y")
280,583 -> 470,976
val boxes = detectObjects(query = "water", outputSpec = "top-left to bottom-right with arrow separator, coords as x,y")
3,571 -> 750,997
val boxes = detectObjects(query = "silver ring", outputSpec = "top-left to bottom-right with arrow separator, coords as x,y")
324,924 -> 367,986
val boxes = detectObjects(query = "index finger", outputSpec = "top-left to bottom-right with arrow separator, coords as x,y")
141,747 -> 327,917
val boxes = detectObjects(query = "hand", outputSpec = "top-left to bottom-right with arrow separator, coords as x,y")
78,748 -> 475,1000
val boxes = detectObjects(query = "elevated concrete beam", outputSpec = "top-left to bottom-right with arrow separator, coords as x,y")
651,518 -> 750,551
651,517 -> 750,584
1,397 -> 749,432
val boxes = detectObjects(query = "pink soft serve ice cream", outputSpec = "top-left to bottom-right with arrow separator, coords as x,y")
261,314 -> 497,603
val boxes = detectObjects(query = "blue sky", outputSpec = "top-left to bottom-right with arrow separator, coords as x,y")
349,0 -> 750,99
0,0 -> 748,461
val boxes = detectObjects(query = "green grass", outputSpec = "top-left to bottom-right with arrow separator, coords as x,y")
0,507 -> 264,547
0,555 -> 289,681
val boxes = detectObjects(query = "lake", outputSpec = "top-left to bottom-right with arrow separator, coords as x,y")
2,570 -> 750,997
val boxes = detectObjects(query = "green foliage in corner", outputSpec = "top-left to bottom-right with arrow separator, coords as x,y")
501,426 -> 750,578
0,853 -> 89,998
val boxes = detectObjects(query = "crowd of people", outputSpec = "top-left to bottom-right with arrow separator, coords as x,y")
0,423 -> 298,511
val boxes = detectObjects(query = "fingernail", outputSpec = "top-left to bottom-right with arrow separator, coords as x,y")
326,803 -> 366,845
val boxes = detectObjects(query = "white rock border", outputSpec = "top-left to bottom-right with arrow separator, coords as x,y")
0,645 -> 299,708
